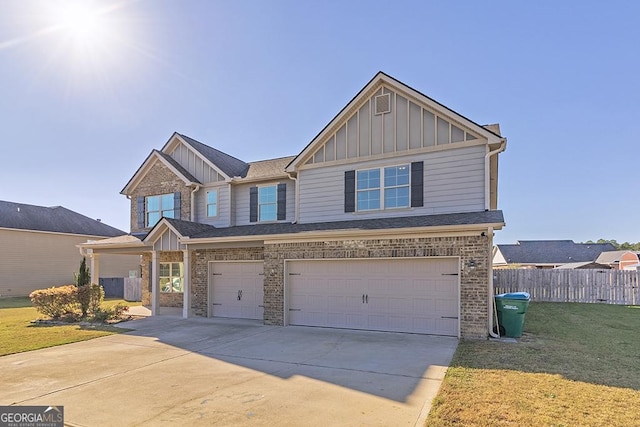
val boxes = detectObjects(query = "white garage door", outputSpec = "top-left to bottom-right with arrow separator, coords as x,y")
209,262 -> 264,320
287,258 -> 459,336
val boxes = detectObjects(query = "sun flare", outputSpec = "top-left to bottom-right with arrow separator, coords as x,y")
53,1 -> 112,51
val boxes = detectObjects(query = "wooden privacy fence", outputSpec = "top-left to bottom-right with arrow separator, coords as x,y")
494,269 -> 640,305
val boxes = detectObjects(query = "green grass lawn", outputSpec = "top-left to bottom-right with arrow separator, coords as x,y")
0,296 -> 141,357
426,303 -> 640,426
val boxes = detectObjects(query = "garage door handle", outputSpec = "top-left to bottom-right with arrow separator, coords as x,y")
258,305 -> 264,308
289,308 -> 301,312
212,273 -> 222,276
441,316 -> 458,319
212,303 -> 222,306
289,273 -> 301,276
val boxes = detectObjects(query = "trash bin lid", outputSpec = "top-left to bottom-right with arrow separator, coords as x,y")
496,292 -> 530,300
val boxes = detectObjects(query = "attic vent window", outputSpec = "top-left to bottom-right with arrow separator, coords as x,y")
374,93 -> 391,115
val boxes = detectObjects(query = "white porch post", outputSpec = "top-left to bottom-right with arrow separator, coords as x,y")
90,253 -> 100,285
151,251 -> 160,316
182,250 -> 191,319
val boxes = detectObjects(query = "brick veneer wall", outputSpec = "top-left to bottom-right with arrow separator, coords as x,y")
129,161 -> 192,234
262,236 -> 490,339
140,251 -> 187,308
192,248 -> 265,316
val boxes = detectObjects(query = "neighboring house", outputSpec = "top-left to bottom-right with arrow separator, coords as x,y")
0,200 -> 140,297
595,250 -> 640,270
80,71 -> 507,339
493,240 -> 617,269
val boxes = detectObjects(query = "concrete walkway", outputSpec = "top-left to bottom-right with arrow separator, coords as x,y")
0,316 -> 457,426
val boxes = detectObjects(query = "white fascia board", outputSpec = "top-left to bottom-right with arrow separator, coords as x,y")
142,219 -> 185,245
122,151 -> 197,195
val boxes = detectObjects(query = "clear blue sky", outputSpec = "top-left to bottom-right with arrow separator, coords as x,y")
2,0 -> 639,244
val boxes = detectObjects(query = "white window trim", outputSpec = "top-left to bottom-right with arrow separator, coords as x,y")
206,190 -> 218,218
159,262 -> 184,293
356,164 -> 411,212
258,184 -> 278,222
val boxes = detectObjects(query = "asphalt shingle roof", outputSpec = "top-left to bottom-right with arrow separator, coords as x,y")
178,133 -> 250,178
0,200 -> 126,237
496,240 -> 617,265
155,150 -> 200,184
163,210 -> 504,239
240,156 -> 296,181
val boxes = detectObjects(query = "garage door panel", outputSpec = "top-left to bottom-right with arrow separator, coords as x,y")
210,262 -> 264,320
288,259 -> 459,336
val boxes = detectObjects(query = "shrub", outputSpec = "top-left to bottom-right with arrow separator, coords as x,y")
91,302 -> 129,323
29,285 -> 78,319
77,283 -> 104,318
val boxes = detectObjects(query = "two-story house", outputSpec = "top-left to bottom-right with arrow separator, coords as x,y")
80,72 -> 507,339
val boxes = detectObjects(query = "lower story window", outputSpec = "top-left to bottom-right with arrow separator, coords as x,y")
159,262 -> 183,292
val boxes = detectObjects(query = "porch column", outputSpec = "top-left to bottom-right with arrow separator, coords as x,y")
151,251 -> 160,316
182,249 -> 191,319
90,253 -> 100,285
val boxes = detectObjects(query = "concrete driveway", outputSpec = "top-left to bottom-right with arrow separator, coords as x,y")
0,315 -> 458,426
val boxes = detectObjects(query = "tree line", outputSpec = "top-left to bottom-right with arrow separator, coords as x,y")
583,239 -> 640,251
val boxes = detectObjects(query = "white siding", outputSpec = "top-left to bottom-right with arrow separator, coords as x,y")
232,179 -> 296,226
169,143 -> 225,184
195,184 -> 230,227
298,145 -> 487,224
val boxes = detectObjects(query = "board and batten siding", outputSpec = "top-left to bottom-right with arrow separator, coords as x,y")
0,229 -> 139,297
169,143 -> 226,184
232,179 -> 296,226
298,145 -> 486,223
195,184 -> 230,227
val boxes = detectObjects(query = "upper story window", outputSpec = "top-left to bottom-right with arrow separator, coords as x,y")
159,262 -> 183,293
356,165 -> 410,211
258,185 -> 277,222
207,190 -> 218,217
146,194 -> 175,227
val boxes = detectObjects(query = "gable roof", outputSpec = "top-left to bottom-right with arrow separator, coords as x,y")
0,200 -> 125,237
595,250 -> 639,264
495,240 -> 617,265
121,149 -> 201,195
176,133 -> 249,178
286,71 -> 505,172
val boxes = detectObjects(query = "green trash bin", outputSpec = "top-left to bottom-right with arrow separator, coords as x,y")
494,292 -> 531,338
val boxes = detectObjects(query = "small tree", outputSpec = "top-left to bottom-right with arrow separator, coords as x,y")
76,257 -> 92,317
76,257 -> 91,287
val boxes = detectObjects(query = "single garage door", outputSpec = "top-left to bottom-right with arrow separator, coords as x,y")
209,261 -> 264,320
287,258 -> 459,336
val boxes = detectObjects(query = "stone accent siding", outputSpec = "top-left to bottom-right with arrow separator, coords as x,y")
192,248 -> 265,317
263,236 -> 490,339
129,161 -> 192,233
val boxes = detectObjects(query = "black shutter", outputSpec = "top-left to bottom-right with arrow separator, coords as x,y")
410,161 -> 424,207
249,186 -> 258,222
344,170 -> 356,213
277,183 -> 287,221
137,196 -> 145,229
173,192 -> 181,220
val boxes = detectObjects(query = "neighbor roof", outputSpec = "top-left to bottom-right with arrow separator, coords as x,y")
595,250 -> 639,264
0,201 -> 125,237
496,240 -> 617,265
158,210 -> 504,240
177,133 -> 249,178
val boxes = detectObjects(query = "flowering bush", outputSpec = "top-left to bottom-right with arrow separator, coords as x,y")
29,285 -> 78,319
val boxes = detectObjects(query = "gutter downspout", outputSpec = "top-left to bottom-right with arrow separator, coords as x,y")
484,140 -> 507,210
487,227 -> 500,338
287,172 -> 299,224
190,184 -> 201,222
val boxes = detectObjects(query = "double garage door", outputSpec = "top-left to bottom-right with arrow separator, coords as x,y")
287,258 -> 459,336
209,258 -> 459,336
